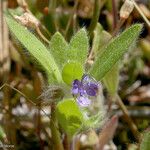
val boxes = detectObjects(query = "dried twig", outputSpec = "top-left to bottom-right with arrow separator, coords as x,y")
116,94 -> 141,142
0,83 -> 50,120
112,0 -> 118,29
131,0 -> 150,27
0,0 -> 10,82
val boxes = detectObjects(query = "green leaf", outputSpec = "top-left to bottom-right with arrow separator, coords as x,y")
89,24 -> 143,81
92,23 -> 119,95
5,14 -> 63,83
68,28 -> 89,64
55,99 -> 84,138
62,62 -> 84,85
140,131 -> 150,150
8,8 -> 24,16
92,23 -> 112,56
91,23 -> 103,54
103,62 -> 119,95
82,112 -> 105,131
49,32 -> 69,70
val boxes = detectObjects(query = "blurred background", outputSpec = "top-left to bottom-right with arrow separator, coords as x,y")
0,0 -> 150,149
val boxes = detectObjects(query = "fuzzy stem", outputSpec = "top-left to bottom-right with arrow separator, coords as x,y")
50,103 -> 64,150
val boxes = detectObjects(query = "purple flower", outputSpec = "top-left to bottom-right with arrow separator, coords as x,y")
72,79 -> 82,95
84,83 -> 98,96
71,74 -> 99,107
77,96 -> 91,107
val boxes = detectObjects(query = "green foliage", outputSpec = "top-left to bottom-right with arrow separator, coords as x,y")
82,112 -> 105,131
48,28 -> 88,85
67,29 -> 89,64
92,23 -> 119,95
91,23 -> 103,54
49,28 -> 89,69
62,62 -> 84,85
140,131 -> 150,150
6,14 -> 89,85
49,32 -> 68,70
55,99 -> 84,138
8,8 -> 24,16
6,13 -> 143,141
49,29 -> 88,85
92,23 -> 111,55
56,99 -> 105,138
5,14 -> 63,83
103,62 -> 119,95
89,24 -> 143,81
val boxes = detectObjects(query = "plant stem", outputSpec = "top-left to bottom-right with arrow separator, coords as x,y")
1,0 -> 15,145
50,103 -> 64,150
32,70 -> 44,150
116,94 -> 141,142
49,0 -> 60,32
65,0 -> 79,38
88,0 -> 101,36
0,83 -> 52,120
63,134 -> 71,150
0,83 -> 64,149
112,18 -> 125,37
88,0 -> 106,36
112,0 -> 118,29
3,86 -> 16,144
71,136 -> 80,150
0,0 -> 10,81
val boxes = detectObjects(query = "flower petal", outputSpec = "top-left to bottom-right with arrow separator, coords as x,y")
71,79 -> 81,95
84,82 -> 98,96
82,74 -> 99,96
77,96 -> 91,107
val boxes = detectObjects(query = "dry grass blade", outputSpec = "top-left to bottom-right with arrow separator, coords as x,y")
97,115 -> 118,150
0,0 -> 10,82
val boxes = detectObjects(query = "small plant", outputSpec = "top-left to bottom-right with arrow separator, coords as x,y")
5,12 -> 142,149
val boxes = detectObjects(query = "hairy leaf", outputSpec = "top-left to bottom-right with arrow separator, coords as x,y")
92,23 -> 119,95
68,29 -> 89,64
49,32 -> 69,70
103,63 -> 119,95
91,23 -> 103,54
5,14 -> 63,83
55,99 -> 84,138
89,24 -> 143,81
81,112 -> 105,131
